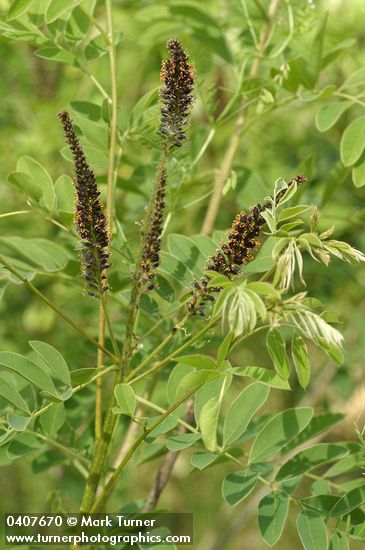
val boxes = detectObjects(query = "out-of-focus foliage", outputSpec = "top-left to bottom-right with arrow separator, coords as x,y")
0,1 -> 365,549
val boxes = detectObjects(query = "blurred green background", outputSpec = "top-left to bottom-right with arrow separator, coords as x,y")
0,0 -> 365,548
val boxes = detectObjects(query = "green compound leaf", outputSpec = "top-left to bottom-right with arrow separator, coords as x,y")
7,435 -> 44,463
329,532 -> 349,550
114,383 -> 136,417
7,0 -> 34,20
169,2 -> 232,63
70,101 -> 101,121
217,331 -> 234,366
175,354 -> 216,370
267,329 -> 290,380
194,373 -> 231,422
276,444 -> 349,481
342,67 -> 365,89
0,237 -> 71,272
35,47 -> 79,67
301,495 -> 339,515
8,172 -> 42,202
29,341 -> 71,386
292,334 -> 311,389
70,368 -> 96,386
222,469 -> 258,507
166,433 -> 201,452
306,13 -> 327,88
296,510 -> 328,550
281,412 -> 345,454
232,366 -> 291,390
258,491 -> 289,546
330,482 -> 365,517
17,156 -> 55,211
146,413 -> 179,441
315,101 -> 352,132
0,378 -> 30,414
278,205 -> 311,222
129,88 -> 159,126
340,116 -> 365,167
176,370 -> 220,398
223,382 -> 269,448
40,403 -> 66,436
45,0 -> 76,23
249,407 -> 313,462
167,364 -> 194,404
191,451 -> 221,471
199,396 -> 221,452
0,352 -> 56,394
54,175 -> 74,213
325,450 -> 365,478
352,157 -> 365,188
7,413 -> 31,432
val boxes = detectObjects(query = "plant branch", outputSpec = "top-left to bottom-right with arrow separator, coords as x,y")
142,399 -> 195,512
0,254 -> 116,361
334,91 -> 365,108
128,333 -> 174,379
0,210 -> 30,219
200,360 -> 339,550
79,127 -> 170,516
80,38 -> 195,514
28,431 -> 90,478
90,386 -> 200,512
95,0 -> 119,441
95,306 -> 107,442
79,4 -> 110,44
200,0 -> 282,235
135,396 -> 195,433
127,317 -> 220,384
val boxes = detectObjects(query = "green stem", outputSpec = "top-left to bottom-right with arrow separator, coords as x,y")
334,91 -> 365,107
90,385 -> 200,512
193,128 -> 216,166
105,0 -> 119,224
127,317 -> 220,385
0,210 -> 30,219
137,302 -> 185,343
80,147 -> 170,512
230,323 -> 270,353
200,0 -> 282,235
95,304 -> 107,441
135,395 -> 196,433
0,254 -> 116,361
101,296 -> 121,359
80,65 -> 111,101
79,4 -> 110,43
28,431 -> 90,478
122,147 -> 170,377
95,0 -> 119,442
127,333 -> 174,380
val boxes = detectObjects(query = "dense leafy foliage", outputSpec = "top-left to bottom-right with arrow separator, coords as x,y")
0,1 -> 365,549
